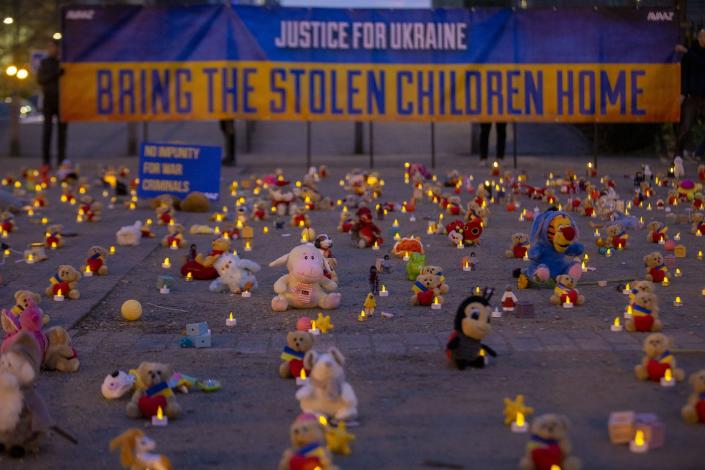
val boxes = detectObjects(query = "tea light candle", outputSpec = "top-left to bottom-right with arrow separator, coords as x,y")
244,241 -> 252,252
372,240 -> 380,251
674,268 -> 682,278
26,253 -> 35,264
185,272 -> 193,282
296,368 -> 308,386
84,265 -> 93,277
431,297 -> 442,310
629,430 -> 648,453
610,317 -> 623,332
673,296 -> 683,307
660,368 -> 675,387
698,250 -> 703,260
109,245 -> 116,255
53,289 -> 64,302
491,307 -> 502,318
457,240 -> 464,250
226,312 -> 237,327
563,298 -> 573,309
151,406 -> 168,427
661,277 -> 670,287
403,252 -> 410,261
159,286 -> 170,294
241,290 -> 251,298
379,285 -> 389,297
463,259 -> 471,272
357,310 -> 367,322
162,257 -> 171,269
170,240 -> 179,250
392,219 -> 399,228
308,320 -> 320,336
624,305 -> 633,319
511,412 -> 528,433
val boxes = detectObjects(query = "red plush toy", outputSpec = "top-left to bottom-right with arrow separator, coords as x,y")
352,207 -> 382,248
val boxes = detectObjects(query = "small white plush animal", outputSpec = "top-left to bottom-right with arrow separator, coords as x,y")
116,221 -> 142,246
101,370 -> 136,400
673,156 -> 685,179
296,347 -> 358,421
209,253 -> 261,294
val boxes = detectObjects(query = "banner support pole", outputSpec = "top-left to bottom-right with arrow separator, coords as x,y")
142,122 -> 149,142
368,121 -> 374,169
512,122 -> 518,169
431,122 -> 436,169
593,122 -> 598,169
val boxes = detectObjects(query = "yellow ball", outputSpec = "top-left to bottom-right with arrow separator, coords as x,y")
121,300 -> 142,321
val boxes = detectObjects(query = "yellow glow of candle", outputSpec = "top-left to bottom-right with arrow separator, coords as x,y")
214,226 -> 221,234
394,232 -> 401,241
662,277 -> 670,287
515,412 -> 525,427
27,253 -> 34,262
699,250 -> 703,259
675,296 -> 681,303
51,242 -> 57,250
664,368 -> 672,381
41,217 -> 48,225
162,257 -> 171,268
245,241 -> 251,250
186,272 -> 193,281
232,249 -> 238,256
171,240 -> 178,248
229,312 -> 234,321
109,246 -> 116,255
3,249 -> 9,257
433,296 -> 440,305
157,406 -> 164,420
263,226 -> 269,234
393,219 -> 399,227
380,285 -> 387,292
85,265 -> 91,274
613,317 -> 621,327
634,430 -> 645,446
57,289 -> 62,296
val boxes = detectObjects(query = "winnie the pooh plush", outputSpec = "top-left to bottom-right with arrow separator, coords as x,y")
550,274 -> 585,306
626,291 -> 661,332
269,243 -> 341,311
646,220 -> 668,243
634,333 -> 685,382
81,246 -> 109,276
181,238 -> 231,280
445,291 -> 497,370
126,361 -> 181,419
44,265 -> 81,300
279,331 -> 315,379
605,223 -> 628,249
628,280 -> 654,301
411,273 -> 443,306
278,413 -> 338,470
681,369 -> 705,424
6,290 -> 48,325
44,224 -> 64,248
290,205 -> 310,228
420,265 -> 449,294
195,237 -> 230,268
161,223 -> 186,249
643,251 -> 667,283
78,195 -> 102,222
691,212 -> 705,235
506,233 -> 530,258
519,413 -> 581,470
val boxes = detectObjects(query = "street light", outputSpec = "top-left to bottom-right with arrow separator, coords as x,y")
53,32 -> 62,40
16,68 -> 28,80
5,65 -> 17,76
2,17 -> 13,25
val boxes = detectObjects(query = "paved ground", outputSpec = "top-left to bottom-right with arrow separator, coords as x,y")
0,149 -> 704,469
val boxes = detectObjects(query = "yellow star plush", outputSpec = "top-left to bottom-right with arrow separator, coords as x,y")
325,421 -> 355,455
503,394 -> 534,426
315,312 -> 333,333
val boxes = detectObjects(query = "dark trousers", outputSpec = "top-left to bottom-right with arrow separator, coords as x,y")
42,106 -> 67,167
480,122 -> 506,160
676,95 -> 705,156
219,119 -> 235,162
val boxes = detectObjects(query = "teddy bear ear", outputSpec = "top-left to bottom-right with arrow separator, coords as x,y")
303,350 -> 317,371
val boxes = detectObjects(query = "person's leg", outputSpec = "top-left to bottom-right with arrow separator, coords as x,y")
219,119 -> 235,165
496,122 -> 507,160
676,96 -> 698,157
42,107 -> 53,167
479,123 -> 491,161
57,113 -> 67,164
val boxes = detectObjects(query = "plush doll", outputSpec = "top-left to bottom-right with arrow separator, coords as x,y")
140,220 -> 156,238
681,369 -> 705,424
180,191 -> 210,212
605,223 -> 628,249
506,233 -> 530,258
269,243 -> 341,311
445,195 -> 463,215
405,252 -> 426,281
126,362 -> 181,419
445,290 -> 498,370
44,224 -> 64,248
290,205 -> 310,228
410,273 -> 443,306
251,200 -> 268,221
161,223 -> 186,249
81,246 -> 109,276
6,290 -> 48,325
519,414 -> 582,470
45,265 -> 81,300
296,348 -> 358,421
270,181 -> 295,216
420,265 -> 449,294
691,212 -> 705,235
446,218 -> 483,246
279,331 -> 315,379
110,429 -> 172,470
209,253 -> 260,294
0,332 -> 53,458
78,195 -> 102,222
351,207 -> 382,248
518,208 -> 584,288
646,221 -> 668,243
581,197 -> 594,217
628,280 -> 654,301
0,211 -> 16,232
634,333 -> 685,382
155,204 -> 173,225
314,234 -> 337,281
466,200 -> 489,223
337,209 -> 354,233
549,275 -> 585,306
116,221 -> 143,246
278,413 -> 338,470
102,370 -> 137,400
392,236 -> 424,258
625,291 -> 661,332
643,251 -> 667,283
1,301 -> 79,372
181,237 -> 231,280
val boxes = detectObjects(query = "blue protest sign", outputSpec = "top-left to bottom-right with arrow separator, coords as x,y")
138,142 -> 221,200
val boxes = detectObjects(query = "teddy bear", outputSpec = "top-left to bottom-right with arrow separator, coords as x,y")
581,197 -> 594,217
296,348 -> 358,421
269,181 -> 295,216
628,280 -> 654,300
550,274 -> 585,306
350,207 -> 382,248
0,332 -> 54,458
420,265 -> 449,294
643,251 -> 667,283
161,223 -> 186,249
506,233 -> 530,258
634,333 -> 685,382
445,291 -> 498,370
80,246 -> 109,276
519,413 -> 581,470
194,237 -> 231,268
605,223 -> 628,249
278,413 -> 338,470
155,204 -> 174,225
180,191 -> 210,212
116,221 -> 143,246
466,200 -> 489,223
626,291 -> 661,332
0,211 -> 16,232
209,252 -> 261,294
411,273 -> 443,306
646,220 -> 668,243
5,290 -> 48,326
290,205 -> 310,228
126,361 -> 181,419
445,195 -> 462,215
251,200 -> 268,221
279,331 -> 315,379
45,265 -> 81,300
78,195 -> 102,222
44,224 -> 64,249
681,369 -> 705,424
690,212 -> 705,235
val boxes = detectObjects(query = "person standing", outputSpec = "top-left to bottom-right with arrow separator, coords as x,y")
479,122 -> 506,164
675,28 -> 705,160
37,39 -> 66,170
219,119 -> 235,166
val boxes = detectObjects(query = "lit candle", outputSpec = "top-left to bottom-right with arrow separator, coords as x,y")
41,217 -> 48,225
84,265 -> 93,277
151,406 -> 168,427
170,239 -> 179,250
646,203 -> 652,211
463,259 -> 471,272
26,253 -> 34,264
674,268 -> 682,278
232,249 -> 238,256
214,226 -> 221,235
393,232 -> 401,241
624,305 -> 633,319
660,368 -> 675,387
623,283 -> 631,295
372,240 -> 379,251
403,251 -> 410,261
629,430 -> 648,453
392,219 -> 399,228
594,228 -> 600,238
511,412 -> 528,433
605,248 -> 612,257
241,289 -> 251,298
226,312 -> 237,327
491,306 -> 502,318
661,277 -> 670,287
610,317 -> 623,332
699,250 -> 703,260
162,257 -> 171,269
109,245 -> 116,255
379,285 -> 389,297
3,249 -> 9,257
457,240 -> 464,250
185,272 -> 193,282
54,289 -> 64,302
358,310 -> 367,322
263,226 -> 269,234
563,297 -> 573,309
244,241 -> 252,252
308,320 -> 320,336
673,296 -> 682,307
431,296 -> 442,310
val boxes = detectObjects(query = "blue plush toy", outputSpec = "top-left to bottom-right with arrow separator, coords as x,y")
518,208 -> 584,288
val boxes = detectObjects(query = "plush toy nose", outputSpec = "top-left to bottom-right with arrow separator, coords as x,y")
560,226 -> 576,241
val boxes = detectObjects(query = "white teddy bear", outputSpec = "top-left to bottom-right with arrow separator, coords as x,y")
116,221 -> 142,246
209,253 -> 261,294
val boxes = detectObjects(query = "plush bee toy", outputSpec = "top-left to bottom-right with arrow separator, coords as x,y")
445,289 -> 497,370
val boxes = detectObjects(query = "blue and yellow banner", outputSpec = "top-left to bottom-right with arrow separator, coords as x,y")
61,5 -> 680,123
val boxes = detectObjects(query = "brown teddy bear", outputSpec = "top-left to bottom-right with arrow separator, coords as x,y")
180,191 -> 210,212
519,413 -> 581,470
161,223 -> 186,249
626,291 -> 661,332
81,246 -> 109,276
646,221 -> 667,243
634,333 -> 685,382
420,266 -> 449,294
411,273 -> 443,306
290,205 -> 310,228
681,369 -> 705,424
44,265 -> 81,300
278,413 -> 338,470
155,204 -> 174,225
126,361 -> 181,419
690,212 -> 705,235
581,197 -> 594,217
643,251 -> 667,283
605,223 -> 628,249
195,237 -> 231,268
279,331 -> 315,379
78,195 -> 102,222
506,233 -> 529,258
7,290 -> 49,325
44,326 -> 80,372
44,224 -> 64,248
550,274 -> 585,306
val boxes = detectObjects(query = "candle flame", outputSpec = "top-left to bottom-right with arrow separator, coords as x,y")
613,317 -> 620,327
57,289 -> 62,296
664,368 -> 672,381
634,430 -> 645,446
157,406 -> 164,420
229,312 -> 234,320
516,412 -> 525,427
300,369 -> 307,380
